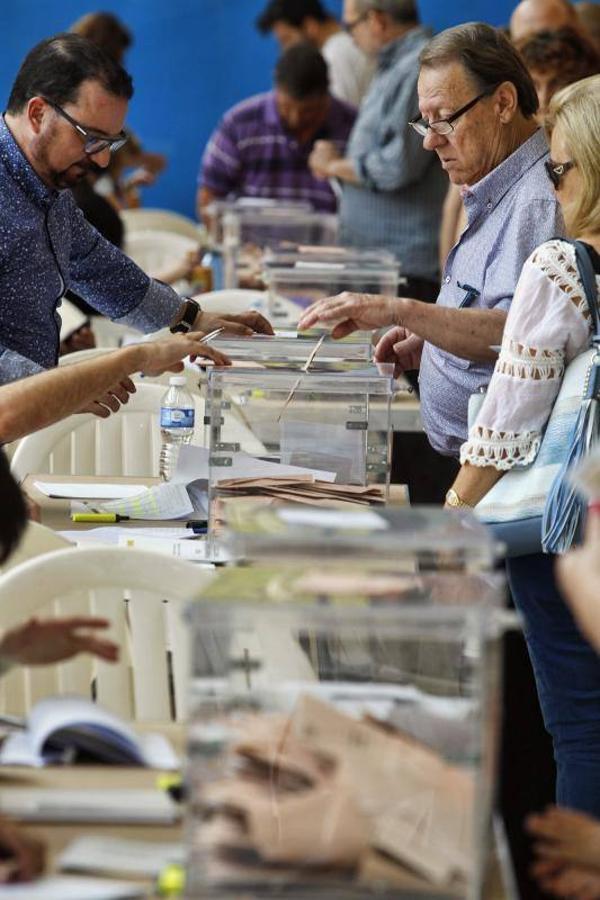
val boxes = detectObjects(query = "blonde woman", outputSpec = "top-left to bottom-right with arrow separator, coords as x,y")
447,75 -> 600,813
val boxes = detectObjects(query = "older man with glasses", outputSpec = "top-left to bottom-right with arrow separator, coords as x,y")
301,22 -> 564,497
0,33 -> 272,396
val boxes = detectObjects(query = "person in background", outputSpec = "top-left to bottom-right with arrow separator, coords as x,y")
70,11 -> 166,208
517,26 -> 599,119
197,42 -> 355,221
0,34 -> 271,393
309,0 -> 447,304
256,0 -> 374,107
510,0 -> 578,42
575,1 -> 600,53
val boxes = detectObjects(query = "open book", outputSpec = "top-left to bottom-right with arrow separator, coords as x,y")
0,696 -> 178,768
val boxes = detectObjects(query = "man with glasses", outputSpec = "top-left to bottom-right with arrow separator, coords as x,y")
301,22 -> 564,491
0,34 -> 271,393
309,0 -> 447,307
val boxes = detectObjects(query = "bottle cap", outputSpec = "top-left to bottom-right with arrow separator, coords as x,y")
169,375 -> 187,387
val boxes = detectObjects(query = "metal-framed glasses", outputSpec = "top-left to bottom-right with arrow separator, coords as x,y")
409,85 -> 499,137
44,98 -> 128,155
544,159 -> 575,190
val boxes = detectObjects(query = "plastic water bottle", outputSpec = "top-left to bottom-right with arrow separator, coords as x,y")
159,375 -> 195,481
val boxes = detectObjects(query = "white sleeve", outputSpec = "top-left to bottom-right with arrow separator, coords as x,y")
322,35 -> 373,107
460,240 -> 593,470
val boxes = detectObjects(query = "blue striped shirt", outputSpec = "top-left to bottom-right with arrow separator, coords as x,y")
419,128 -> 565,457
0,116 -> 180,384
338,27 -> 447,280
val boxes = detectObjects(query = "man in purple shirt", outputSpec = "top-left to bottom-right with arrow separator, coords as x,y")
197,42 -> 355,220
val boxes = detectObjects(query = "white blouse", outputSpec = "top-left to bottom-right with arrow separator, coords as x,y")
460,239 -> 599,470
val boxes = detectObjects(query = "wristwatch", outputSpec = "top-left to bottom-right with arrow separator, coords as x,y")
169,298 -> 201,334
445,488 -> 472,509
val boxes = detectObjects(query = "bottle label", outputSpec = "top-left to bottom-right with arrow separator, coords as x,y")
160,407 -> 195,428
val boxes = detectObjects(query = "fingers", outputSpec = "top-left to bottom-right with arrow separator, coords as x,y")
188,345 -> 231,367
331,320 -> 358,339
72,635 -> 120,663
231,311 -> 274,335
375,326 -> 403,362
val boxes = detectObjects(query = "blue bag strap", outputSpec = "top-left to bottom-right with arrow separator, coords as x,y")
561,238 -> 600,341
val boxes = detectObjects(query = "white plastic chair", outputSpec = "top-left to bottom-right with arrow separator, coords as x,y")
123,229 -> 198,277
121,208 -> 202,242
10,382 -> 203,481
0,546 -> 214,721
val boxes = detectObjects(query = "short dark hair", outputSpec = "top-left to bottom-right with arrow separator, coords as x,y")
0,450 -> 27,565
70,11 -> 132,62
517,27 -> 599,84
7,33 -> 133,115
274,42 -> 329,98
420,22 -> 539,118
354,0 -> 419,25
257,0 -> 329,33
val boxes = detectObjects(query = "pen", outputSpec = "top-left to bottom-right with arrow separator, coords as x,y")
71,513 -> 130,523
201,326 -> 226,344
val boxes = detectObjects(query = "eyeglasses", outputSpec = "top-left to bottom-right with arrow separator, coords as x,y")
43,98 -> 128,155
342,11 -> 368,33
409,85 -> 499,137
544,158 -> 575,189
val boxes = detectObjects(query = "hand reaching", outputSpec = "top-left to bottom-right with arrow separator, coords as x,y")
193,308 -> 274,337
297,293 -> 400,338
0,819 -> 45,883
0,616 -> 119,666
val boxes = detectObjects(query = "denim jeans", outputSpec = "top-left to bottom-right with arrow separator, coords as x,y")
507,552 -> 600,813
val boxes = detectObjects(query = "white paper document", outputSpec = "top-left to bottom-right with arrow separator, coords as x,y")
0,876 -> 146,899
0,788 -> 180,825
176,443 -> 336,484
59,836 -> 184,878
57,527 -> 193,547
34,482 -> 144,500
99,481 -> 194,520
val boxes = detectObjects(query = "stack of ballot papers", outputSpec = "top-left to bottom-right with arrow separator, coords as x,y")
0,877 -> 147,899
215,477 -> 385,507
59,837 -> 184,878
190,693 -> 474,893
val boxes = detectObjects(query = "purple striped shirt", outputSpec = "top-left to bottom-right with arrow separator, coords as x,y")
200,91 -> 355,213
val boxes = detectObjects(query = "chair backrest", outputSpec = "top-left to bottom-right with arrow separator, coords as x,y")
121,208 -> 202,242
0,546 -> 215,721
10,381 -> 205,481
124,230 -> 198,277
90,317 -> 140,349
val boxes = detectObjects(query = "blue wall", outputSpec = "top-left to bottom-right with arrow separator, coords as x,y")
0,0 -> 514,219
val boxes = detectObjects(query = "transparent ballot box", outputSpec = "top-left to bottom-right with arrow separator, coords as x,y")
205,367 -> 395,536
205,198 -> 315,247
185,537 -> 506,899
263,246 -> 400,322
209,332 -> 375,369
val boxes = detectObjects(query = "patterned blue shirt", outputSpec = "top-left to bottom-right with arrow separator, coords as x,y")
339,28 -> 448,281
0,116 -> 180,384
419,128 -> 564,457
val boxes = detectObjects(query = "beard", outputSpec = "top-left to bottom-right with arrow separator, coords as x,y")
32,126 -> 103,189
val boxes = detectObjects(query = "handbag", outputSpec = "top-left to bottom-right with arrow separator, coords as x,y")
474,240 -> 600,557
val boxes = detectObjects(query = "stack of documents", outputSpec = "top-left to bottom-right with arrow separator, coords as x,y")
216,476 -> 385,507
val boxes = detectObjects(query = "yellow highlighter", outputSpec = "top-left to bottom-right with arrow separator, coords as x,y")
71,513 -> 130,523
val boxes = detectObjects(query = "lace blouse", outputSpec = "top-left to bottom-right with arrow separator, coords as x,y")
460,239 -> 599,470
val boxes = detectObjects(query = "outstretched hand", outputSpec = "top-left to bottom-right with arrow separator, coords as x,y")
0,616 -> 119,666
